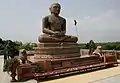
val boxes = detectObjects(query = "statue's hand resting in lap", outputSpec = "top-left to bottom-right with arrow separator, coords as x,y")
53,31 -> 65,36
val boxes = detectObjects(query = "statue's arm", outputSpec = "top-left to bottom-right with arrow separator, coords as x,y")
42,16 -> 54,35
61,19 -> 66,35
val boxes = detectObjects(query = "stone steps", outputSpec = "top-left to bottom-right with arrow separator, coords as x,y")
37,43 -> 78,47
34,46 -> 80,55
34,52 -> 80,59
34,43 -> 80,59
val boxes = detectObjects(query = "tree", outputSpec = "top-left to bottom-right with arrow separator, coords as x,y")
19,42 -> 35,51
115,44 -> 120,50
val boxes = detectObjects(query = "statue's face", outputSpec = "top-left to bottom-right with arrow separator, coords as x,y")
50,3 -> 61,15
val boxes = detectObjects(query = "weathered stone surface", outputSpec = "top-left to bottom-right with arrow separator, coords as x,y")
34,46 -> 79,55
62,61 -> 71,67
38,3 -> 78,43
34,52 -> 80,59
32,3 -> 81,74
37,43 -> 78,47
34,42 -> 80,59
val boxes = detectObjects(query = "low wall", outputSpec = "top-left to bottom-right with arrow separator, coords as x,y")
26,49 -> 120,59
81,49 -> 120,59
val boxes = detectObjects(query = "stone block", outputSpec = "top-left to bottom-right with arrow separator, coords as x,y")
37,43 -> 78,47
34,46 -> 80,55
34,52 -> 80,59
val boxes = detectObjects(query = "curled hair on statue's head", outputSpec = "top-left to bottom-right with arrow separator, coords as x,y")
49,3 -> 61,13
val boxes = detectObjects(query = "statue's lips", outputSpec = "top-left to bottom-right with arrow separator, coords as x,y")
54,10 -> 60,13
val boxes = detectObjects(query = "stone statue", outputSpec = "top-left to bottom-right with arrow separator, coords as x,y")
3,41 -> 11,71
4,56 -> 20,82
38,3 -> 78,43
88,40 -> 96,55
19,49 -> 32,64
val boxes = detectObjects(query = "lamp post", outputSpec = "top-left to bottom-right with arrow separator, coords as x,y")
74,20 -> 79,42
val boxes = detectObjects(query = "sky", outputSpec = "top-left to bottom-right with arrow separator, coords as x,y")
0,0 -> 120,43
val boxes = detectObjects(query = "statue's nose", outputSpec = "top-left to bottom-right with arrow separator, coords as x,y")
56,7 -> 59,10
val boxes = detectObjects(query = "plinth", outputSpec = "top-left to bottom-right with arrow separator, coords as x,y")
33,42 -> 81,71
34,43 -> 80,59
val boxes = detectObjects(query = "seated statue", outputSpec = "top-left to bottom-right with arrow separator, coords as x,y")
38,3 -> 78,43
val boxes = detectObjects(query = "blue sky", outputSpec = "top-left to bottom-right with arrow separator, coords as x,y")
0,0 -> 120,43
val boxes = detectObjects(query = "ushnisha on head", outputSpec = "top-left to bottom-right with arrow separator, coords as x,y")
49,3 -> 61,15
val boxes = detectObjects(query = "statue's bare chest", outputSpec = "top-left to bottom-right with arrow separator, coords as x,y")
48,16 -> 64,31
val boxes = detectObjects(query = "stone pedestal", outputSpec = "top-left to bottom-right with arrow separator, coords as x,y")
34,43 -> 80,59
32,42 -> 81,71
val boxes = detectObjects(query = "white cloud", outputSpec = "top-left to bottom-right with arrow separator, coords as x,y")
83,16 -> 91,20
66,10 -> 120,43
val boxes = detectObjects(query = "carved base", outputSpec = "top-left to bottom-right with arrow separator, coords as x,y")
17,55 -> 103,81
34,43 -> 80,59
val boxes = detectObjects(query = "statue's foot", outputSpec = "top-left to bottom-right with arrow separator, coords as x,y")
3,69 -> 6,72
10,78 -> 17,82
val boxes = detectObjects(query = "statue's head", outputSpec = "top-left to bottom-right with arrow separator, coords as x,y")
20,49 -> 26,55
49,3 -> 61,15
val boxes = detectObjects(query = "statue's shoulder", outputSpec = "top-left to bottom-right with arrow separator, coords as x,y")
59,16 -> 66,21
42,15 -> 50,20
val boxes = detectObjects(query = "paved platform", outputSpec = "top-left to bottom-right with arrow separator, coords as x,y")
92,74 -> 120,83
0,55 -> 120,83
40,66 -> 120,83
0,56 -> 36,83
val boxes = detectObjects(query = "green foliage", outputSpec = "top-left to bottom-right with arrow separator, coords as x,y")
0,38 -> 37,51
116,52 -> 120,59
34,65 -> 41,73
4,58 -> 19,72
78,41 -> 120,50
0,38 -> 4,50
19,42 -> 37,51
78,43 -> 88,49
1,37 -> 120,51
